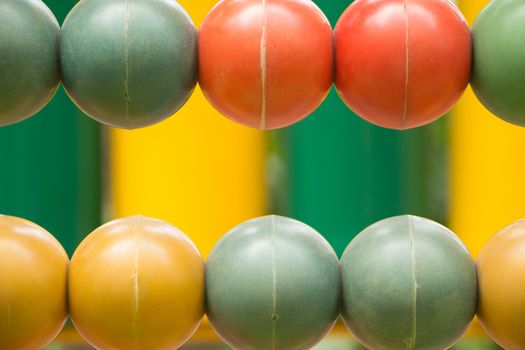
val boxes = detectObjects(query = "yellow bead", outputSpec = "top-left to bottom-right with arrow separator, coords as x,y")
478,219 -> 525,350
0,215 -> 68,349
69,216 -> 204,350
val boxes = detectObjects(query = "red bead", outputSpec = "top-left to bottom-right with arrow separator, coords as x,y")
199,0 -> 333,130
335,0 -> 471,130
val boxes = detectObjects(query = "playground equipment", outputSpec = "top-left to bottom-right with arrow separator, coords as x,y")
2,0 -> 525,349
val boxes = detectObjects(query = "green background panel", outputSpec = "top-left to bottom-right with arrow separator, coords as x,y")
270,0 -> 449,256
0,0 -> 101,255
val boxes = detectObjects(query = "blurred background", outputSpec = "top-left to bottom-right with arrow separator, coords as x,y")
1,0 -> 524,349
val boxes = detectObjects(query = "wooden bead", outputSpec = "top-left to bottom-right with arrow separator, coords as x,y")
199,0 -> 333,130
60,0 -> 197,129
69,216 -> 204,350
341,215 -> 477,349
471,0 -> 525,127
206,216 -> 340,349
477,219 -> 525,349
0,215 -> 68,349
335,0 -> 471,130
0,0 -> 59,126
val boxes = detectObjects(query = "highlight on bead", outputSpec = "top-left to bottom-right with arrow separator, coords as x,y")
205,215 -> 340,349
0,215 -> 68,350
68,216 -> 205,350
471,0 -> 525,127
340,215 -> 477,350
0,0 -> 60,126
199,0 -> 333,130
334,0 -> 471,130
60,0 -> 198,129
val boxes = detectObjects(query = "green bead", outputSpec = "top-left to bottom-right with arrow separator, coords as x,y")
341,215 -> 477,350
0,0 -> 59,126
60,0 -> 197,129
471,0 -> 525,126
206,216 -> 340,350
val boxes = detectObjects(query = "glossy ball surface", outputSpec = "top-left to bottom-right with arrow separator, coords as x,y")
471,0 -> 525,126
477,219 -> 525,349
69,216 -> 204,350
335,0 -> 471,130
199,0 -> 333,130
206,216 -> 340,350
341,215 -> 477,350
0,215 -> 68,349
0,0 -> 59,126
60,0 -> 197,129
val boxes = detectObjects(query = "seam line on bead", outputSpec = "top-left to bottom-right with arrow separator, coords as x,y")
408,215 -> 417,350
271,215 -> 277,350
259,0 -> 268,130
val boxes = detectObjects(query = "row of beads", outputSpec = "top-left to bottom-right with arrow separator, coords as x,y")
1,213 -> 523,349
1,0 -> 522,131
